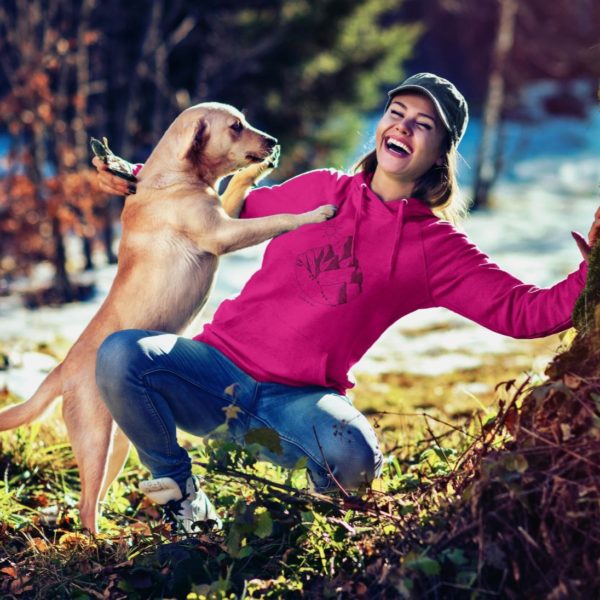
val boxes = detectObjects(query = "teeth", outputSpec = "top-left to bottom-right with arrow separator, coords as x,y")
386,138 -> 412,155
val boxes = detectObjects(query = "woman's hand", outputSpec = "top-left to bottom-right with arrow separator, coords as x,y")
572,207 -> 600,263
92,156 -> 137,196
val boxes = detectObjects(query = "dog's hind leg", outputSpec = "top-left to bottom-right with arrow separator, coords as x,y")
98,425 -> 130,503
0,364 -> 62,430
62,386 -> 113,533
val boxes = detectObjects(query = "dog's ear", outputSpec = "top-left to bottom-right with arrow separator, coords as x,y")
179,117 -> 210,163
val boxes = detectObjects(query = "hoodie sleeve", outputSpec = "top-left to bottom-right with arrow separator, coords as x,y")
424,220 -> 588,338
240,169 -> 339,219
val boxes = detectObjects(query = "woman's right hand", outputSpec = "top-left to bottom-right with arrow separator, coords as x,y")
92,156 -> 137,196
571,207 -> 600,263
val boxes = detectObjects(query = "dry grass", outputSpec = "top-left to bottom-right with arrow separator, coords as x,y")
0,322 -> 594,598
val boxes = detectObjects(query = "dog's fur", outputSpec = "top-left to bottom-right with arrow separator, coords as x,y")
0,103 -> 335,532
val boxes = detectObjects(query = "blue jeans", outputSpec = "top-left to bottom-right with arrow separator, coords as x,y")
95,330 -> 383,495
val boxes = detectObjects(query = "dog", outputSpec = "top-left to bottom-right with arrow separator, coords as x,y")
0,102 -> 336,532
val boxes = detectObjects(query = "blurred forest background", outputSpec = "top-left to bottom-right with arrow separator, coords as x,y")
0,3 -> 599,597
0,0 -> 599,304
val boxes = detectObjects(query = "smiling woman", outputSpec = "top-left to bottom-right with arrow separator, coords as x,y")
354,72 -> 468,224
92,72 -> 600,537
375,94 -> 447,192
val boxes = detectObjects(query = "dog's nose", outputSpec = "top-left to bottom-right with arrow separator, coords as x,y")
264,135 -> 278,149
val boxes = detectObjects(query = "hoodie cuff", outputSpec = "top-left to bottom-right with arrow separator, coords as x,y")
577,259 -> 589,285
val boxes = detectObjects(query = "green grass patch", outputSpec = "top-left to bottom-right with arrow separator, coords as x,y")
0,334 -> 566,598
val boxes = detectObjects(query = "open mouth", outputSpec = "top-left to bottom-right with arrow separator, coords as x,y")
245,141 -> 278,165
245,153 -> 266,163
385,137 -> 412,157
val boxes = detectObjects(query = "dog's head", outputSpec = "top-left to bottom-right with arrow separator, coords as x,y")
173,102 -> 277,181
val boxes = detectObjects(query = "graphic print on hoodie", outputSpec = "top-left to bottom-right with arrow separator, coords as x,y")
295,228 -> 363,306
195,169 -> 587,393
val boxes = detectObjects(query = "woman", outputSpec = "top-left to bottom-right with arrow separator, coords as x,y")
94,73 -> 599,533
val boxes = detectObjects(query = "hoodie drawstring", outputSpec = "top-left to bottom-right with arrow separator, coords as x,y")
389,198 -> 408,278
354,183 -> 407,277
351,184 -> 367,266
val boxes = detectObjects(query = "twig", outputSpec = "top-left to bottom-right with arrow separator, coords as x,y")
517,427 -> 598,467
193,460 -> 404,522
369,410 -> 478,439
422,417 -> 452,467
311,425 -> 350,498
194,460 -> 340,507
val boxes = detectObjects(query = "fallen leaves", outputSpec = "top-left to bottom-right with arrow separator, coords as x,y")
58,531 -> 93,548
0,565 -> 33,595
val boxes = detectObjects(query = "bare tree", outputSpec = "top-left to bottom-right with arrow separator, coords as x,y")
472,0 -> 518,209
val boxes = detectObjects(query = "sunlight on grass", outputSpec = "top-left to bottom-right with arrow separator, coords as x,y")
0,328 -> 563,598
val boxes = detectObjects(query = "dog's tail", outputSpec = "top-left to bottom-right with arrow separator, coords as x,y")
0,364 -> 62,430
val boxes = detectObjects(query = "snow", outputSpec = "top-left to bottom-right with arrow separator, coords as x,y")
1,90 -> 599,397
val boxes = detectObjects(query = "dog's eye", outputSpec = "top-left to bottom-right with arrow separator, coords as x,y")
230,120 -> 244,133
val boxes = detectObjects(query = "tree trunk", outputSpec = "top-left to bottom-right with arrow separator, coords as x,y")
75,0 -> 97,270
472,0 -> 517,209
51,215 -> 74,303
547,240 -> 600,378
121,1 -> 163,159
101,199 -> 118,265
74,0 -> 96,166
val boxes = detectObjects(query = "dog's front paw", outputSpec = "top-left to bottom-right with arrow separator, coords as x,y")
250,145 -> 280,182
265,145 -> 280,169
304,204 -> 338,224
234,159 -> 274,186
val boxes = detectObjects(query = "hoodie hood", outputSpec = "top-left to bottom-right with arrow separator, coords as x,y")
352,170 -> 433,277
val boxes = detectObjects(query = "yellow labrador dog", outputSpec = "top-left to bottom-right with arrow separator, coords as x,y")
0,102 -> 335,532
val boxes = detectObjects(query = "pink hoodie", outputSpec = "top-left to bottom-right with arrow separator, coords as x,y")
195,169 -> 587,393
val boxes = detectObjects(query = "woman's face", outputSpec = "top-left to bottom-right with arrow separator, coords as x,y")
375,92 -> 447,183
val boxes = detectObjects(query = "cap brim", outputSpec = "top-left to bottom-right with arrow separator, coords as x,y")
387,84 -> 451,133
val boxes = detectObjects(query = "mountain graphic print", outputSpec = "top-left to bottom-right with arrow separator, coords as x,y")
294,235 -> 363,306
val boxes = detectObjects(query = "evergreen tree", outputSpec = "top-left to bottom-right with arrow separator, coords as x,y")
0,0 -> 419,299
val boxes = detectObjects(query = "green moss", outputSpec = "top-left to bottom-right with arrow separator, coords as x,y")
573,243 -> 600,332
549,244 -> 600,378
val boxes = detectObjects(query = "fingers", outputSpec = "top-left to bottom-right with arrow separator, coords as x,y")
91,156 -> 108,171
571,208 -> 600,264
588,210 -> 600,247
572,231 -> 591,263
92,157 -> 135,196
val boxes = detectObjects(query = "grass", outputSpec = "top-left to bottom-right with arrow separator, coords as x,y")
0,331 -> 568,599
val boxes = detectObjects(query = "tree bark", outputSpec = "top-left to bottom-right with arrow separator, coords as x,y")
472,0 -> 517,209
75,0 -> 98,270
121,0 -> 163,159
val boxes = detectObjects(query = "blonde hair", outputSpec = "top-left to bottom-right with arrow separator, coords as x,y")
352,137 -> 470,225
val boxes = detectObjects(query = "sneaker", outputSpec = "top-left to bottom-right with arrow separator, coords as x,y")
139,475 -> 222,533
